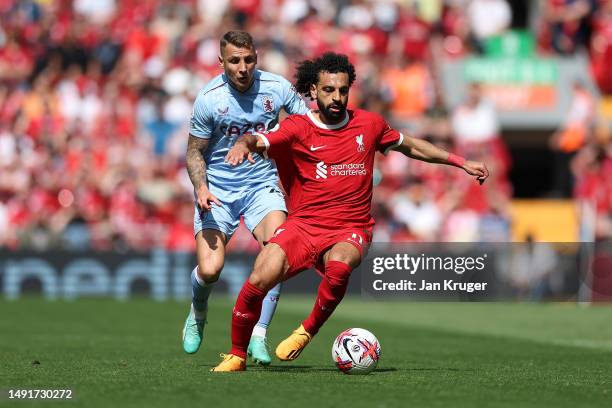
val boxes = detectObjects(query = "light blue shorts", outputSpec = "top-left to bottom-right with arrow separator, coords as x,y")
193,183 -> 287,240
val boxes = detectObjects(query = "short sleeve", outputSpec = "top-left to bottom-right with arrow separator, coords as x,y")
189,92 -> 214,138
258,117 -> 299,159
280,77 -> 309,115
375,115 -> 404,155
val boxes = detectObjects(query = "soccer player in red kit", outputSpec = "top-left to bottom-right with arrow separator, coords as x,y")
212,53 -> 489,371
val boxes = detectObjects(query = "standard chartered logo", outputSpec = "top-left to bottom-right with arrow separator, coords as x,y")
315,161 -> 366,179
331,163 -> 366,176
316,161 -> 328,179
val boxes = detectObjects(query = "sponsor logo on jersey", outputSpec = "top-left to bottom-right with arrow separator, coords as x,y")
273,228 -> 285,237
315,161 -> 367,179
217,106 -> 229,115
356,134 -> 365,152
262,95 -> 274,113
315,161 -> 328,179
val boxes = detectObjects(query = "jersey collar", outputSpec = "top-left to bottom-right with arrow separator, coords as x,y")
306,110 -> 349,130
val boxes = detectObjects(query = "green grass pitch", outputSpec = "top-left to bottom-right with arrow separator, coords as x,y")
1,297 -> 611,407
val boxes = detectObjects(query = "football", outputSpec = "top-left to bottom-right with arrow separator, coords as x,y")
332,328 -> 381,375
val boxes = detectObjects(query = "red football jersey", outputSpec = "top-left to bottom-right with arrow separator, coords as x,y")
262,109 -> 403,229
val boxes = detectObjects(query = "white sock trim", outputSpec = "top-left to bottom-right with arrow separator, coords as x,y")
193,266 -> 214,288
252,325 -> 267,338
191,303 -> 207,321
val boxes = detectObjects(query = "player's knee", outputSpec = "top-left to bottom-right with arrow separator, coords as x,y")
248,265 -> 278,291
249,254 -> 284,291
328,251 -> 361,269
248,272 -> 274,292
197,262 -> 222,284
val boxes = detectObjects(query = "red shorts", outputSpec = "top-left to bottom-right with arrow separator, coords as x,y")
268,218 -> 373,279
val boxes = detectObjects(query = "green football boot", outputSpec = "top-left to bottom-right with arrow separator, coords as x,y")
247,335 -> 272,366
182,308 -> 206,354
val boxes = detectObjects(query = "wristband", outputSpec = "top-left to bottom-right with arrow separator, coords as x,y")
447,153 -> 466,167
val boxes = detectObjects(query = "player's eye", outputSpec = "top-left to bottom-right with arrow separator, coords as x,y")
340,87 -> 349,95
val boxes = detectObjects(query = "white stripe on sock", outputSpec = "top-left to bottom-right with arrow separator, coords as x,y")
192,267 -> 207,287
191,303 -> 207,321
193,266 -> 217,289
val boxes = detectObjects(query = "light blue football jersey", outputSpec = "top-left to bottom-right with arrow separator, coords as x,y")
189,69 -> 308,196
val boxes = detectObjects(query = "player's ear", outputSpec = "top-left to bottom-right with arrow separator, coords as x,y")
309,83 -> 317,100
218,54 -> 223,67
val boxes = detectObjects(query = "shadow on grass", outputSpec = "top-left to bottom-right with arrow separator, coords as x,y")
405,367 -> 474,372
199,363 -> 468,374
201,364 -> 401,373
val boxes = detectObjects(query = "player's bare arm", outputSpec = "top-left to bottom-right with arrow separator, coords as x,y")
394,135 -> 490,184
224,134 -> 267,166
186,134 -> 222,210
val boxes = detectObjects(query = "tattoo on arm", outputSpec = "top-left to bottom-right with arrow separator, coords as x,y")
186,135 -> 209,190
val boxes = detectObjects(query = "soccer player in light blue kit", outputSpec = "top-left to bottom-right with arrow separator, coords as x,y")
182,31 -> 308,365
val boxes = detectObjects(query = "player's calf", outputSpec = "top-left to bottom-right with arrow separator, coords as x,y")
182,264 -> 221,354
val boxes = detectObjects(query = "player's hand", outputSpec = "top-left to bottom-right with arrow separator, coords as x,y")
195,185 -> 222,211
225,141 -> 255,166
462,161 -> 490,185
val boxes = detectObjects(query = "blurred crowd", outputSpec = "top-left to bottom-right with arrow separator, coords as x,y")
0,0 -> 611,252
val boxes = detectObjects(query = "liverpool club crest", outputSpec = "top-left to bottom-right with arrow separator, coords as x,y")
356,134 -> 365,152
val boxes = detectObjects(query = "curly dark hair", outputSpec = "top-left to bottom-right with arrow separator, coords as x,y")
294,52 -> 356,100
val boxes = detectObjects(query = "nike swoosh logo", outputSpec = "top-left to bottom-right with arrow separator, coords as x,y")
310,145 -> 326,151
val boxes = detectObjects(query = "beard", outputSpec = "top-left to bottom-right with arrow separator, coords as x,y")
316,98 -> 346,122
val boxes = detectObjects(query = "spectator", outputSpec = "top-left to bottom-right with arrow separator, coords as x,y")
451,83 -> 501,147
541,0 -> 595,54
590,0 -> 612,93
507,234 -> 559,300
393,2 -> 431,60
0,0 -> 517,252
381,54 -> 433,130
468,0 -> 512,46
572,125 -> 612,241
550,81 -> 595,196
144,97 -> 179,158
390,177 -> 443,241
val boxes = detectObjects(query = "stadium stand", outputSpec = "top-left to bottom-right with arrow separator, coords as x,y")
0,0 -> 610,252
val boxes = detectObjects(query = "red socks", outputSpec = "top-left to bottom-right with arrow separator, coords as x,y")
230,281 -> 266,359
303,261 -> 352,336
229,261 -> 352,358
